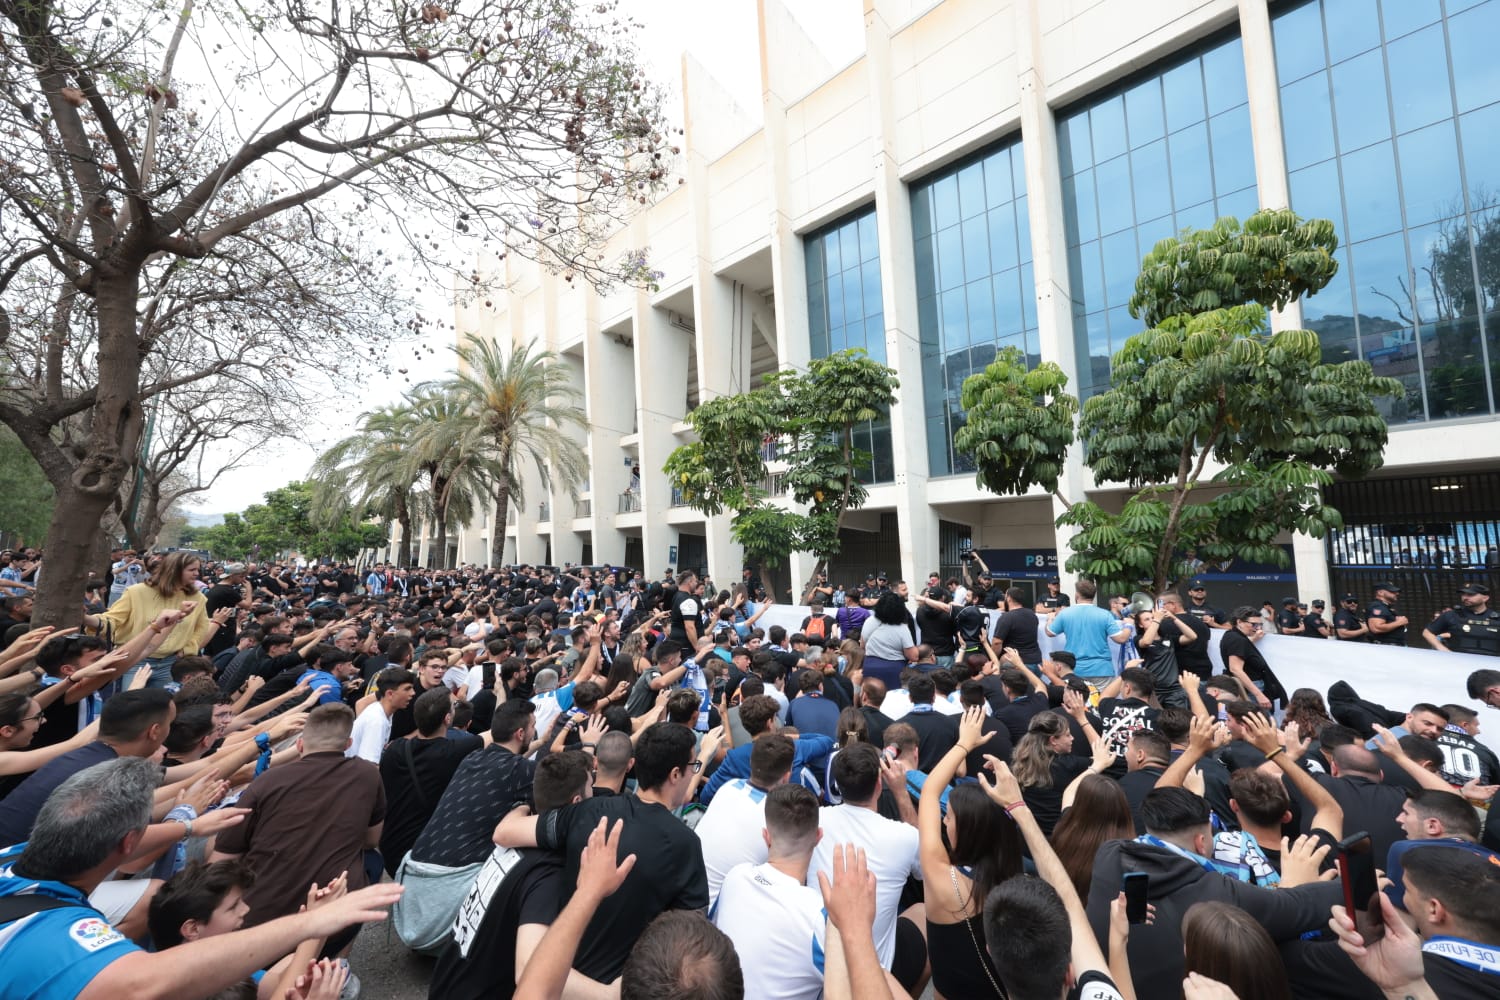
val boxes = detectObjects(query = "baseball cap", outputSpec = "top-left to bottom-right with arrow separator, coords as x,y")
877,570 -> 887,579
865,573 -> 876,581
1341,593 -> 1358,602
1281,596 -> 1298,606
219,562 -> 247,578
1311,599 -> 1325,608
1460,582 -> 1491,595
1374,581 -> 1402,593
1188,579 -> 1206,589
1048,577 -> 1060,585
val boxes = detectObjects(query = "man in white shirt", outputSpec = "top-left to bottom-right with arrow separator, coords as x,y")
712,783 -> 827,1000
347,668 -> 416,763
806,743 -> 924,990
696,734 -> 794,907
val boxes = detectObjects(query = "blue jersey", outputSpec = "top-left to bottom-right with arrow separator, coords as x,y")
0,877 -> 139,1000
298,668 -> 345,706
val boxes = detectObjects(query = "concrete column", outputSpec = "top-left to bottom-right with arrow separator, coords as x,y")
683,55 -> 749,586
1016,0 -> 1089,595
634,294 -> 691,579
581,296 -> 633,568
865,0 -> 939,596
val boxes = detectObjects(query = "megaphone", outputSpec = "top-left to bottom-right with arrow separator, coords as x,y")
1126,591 -> 1155,615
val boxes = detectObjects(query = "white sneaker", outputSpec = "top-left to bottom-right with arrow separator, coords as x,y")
337,964 -> 361,1000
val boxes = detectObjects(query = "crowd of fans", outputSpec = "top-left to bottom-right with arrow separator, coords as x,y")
0,545 -> 1496,1000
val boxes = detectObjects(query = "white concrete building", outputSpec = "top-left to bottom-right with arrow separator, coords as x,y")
422,0 -> 1500,626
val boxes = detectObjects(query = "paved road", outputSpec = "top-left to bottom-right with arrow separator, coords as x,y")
348,924 -> 434,1000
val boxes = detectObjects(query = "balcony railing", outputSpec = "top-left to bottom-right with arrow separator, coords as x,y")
618,491 -> 641,514
671,486 -> 688,508
538,502 -> 551,522
575,499 -> 592,518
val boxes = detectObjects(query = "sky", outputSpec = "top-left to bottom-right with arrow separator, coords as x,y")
190,0 -> 865,516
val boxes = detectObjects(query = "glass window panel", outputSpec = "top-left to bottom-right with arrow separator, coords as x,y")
1331,49 -> 1392,152
1016,195 -> 1033,264
1066,168 -> 1099,245
842,264 -> 863,323
1385,25 -> 1453,135
962,215 -> 991,283
808,276 -> 826,335
1215,185 -> 1262,226
1076,243 -> 1106,314
1086,310 -> 1113,370
841,225 -> 863,277
1404,221 -> 1458,328
1169,123 -> 1214,209
966,279 -> 995,346
932,174 -> 960,227
1398,121 -> 1463,227
862,258 -> 884,321
1101,229 -> 1141,306
911,186 -> 933,242
823,229 -> 842,275
1274,0 -> 1329,83
828,321 -> 846,354
940,287 -> 967,343
937,224 -> 965,290
1130,139 -> 1173,225
988,202 -> 1020,273
1208,109 -> 1256,195
918,294 -> 940,354
959,162 -> 987,219
1125,78 -> 1165,148
1091,96 -> 1128,163
1380,0 -> 1441,40
1281,73 -> 1337,170
810,326 -> 829,359
1288,159 -> 1343,223
805,240 -> 824,286
994,271 -> 1024,338
927,415 -> 950,477
1459,103 -> 1500,209
1012,147 -> 1027,199
826,271 -> 845,330
858,214 -> 880,263
914,238 -> 937,300
1095,154 -> 1135,235
866,316 -> 886,361
1020,261 -> 1036,332
1107,304 -> 1139,344
1423,311 -> 1488,418
1303,246 -> 1353,324
1324,0 -> 1382,64
1350,232 -> 1415,337
984,151 -> 1014,208
1202,38 -> 1249,115
1059,113 -> 1092,175
1161,59 -> 1206,134
1450,2 -> 1500,114
1341,141 -> 1402,242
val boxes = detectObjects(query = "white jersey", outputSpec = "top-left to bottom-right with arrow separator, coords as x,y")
807,804 -> 921,969
346,701 -> 391,763
712,863 -> 827,1000
695,778 -> 772,908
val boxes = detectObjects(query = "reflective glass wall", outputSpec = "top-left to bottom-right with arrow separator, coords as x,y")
911,139 -> 1036,477
1058,33 -> 1259,398
1274,0 -> 1500,421
805,209 -> 894,482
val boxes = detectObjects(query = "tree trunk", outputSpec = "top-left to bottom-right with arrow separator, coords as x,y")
433,515 -> 448,569
491,482 -> 512,568
27,276 -> 144,627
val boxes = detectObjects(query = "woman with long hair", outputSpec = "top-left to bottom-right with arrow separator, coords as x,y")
837,637 -> 864,684
603,630 -> 646,696
1182,901 -> 1292,1000
1282,687 -> 1333,741
1050,773 -> 1135,899
859,591 -> 918,690
1011,692 -> 1100,837
86,550 -> 225,689
821,706 -> 870,804
917,707 -> 1022,999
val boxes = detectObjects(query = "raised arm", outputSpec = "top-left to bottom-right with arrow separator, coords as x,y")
920,709 -> 982,874
1243,713 -> 1343,839
1370,724 -> 1454,793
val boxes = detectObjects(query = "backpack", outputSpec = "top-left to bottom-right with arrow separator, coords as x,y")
805,615 -> 828,641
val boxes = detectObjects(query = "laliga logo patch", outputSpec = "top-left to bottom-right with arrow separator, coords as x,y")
69,917 -> 123,952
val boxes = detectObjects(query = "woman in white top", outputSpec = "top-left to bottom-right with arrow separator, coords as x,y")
860,591 -> 918,691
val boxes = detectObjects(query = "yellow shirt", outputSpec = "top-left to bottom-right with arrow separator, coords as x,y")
97,583 -> 212,657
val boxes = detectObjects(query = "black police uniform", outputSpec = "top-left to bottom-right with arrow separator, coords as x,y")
1038,591 -> 1070,611
1366,599 -> 1407,646
1274,607 -> 1303,634
1428,605 -> 1500,657
1332,605 -> 1366,641
1177,601 -> 1224,679
1302,610 -> 1330,638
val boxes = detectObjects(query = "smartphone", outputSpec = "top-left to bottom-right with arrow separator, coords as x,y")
882,745 -> 898,763
1334,831 -> 1373,917
1217,703 -> 1228,723
1123,872 -> 1149,924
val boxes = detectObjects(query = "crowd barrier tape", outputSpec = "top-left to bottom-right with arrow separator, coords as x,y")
751,604 -> 1500,758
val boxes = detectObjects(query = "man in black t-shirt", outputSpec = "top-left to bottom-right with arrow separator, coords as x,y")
378,688 -> 482,876
1095,668 -> 1161,778
1333,593 -> 1369,641
1367,582 -> 1410,646
1434,703 -> 1500,786
1036,577 -> 1071,612
493,723 -> 710,983
992,587 -> 1042,667
914,588 -> 956,665
428,751 -> 597,1000
203,564 -> 251,658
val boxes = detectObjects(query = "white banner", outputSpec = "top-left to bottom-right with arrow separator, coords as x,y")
754,604 -> 1500,757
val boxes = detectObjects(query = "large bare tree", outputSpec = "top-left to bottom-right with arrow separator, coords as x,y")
0,0 -> 673,624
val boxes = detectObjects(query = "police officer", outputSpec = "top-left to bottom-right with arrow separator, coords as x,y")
1423,583 -> 1500,657
1333,593 -> 1369,641
1303,600 -> 1332,638
1036,577 -> 1070,611
1275,596 -> 1305,635
1181,579 -> 1228,632
1366,582 -> 1409,646
975,571 -> 1005,610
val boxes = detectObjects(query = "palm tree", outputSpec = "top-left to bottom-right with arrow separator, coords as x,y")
405,387 -> 507,569
308,404 -> 426,567
440,335 -> 587,567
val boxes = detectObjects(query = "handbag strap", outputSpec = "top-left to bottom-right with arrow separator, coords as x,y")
949,866 -> 1007,998
400,739 -> 430,811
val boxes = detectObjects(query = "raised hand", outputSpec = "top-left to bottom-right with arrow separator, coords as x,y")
978,755 -> 1024,805
817,843 -> 877,932
957,705 -> 985,752
1241,711 -> 1281,755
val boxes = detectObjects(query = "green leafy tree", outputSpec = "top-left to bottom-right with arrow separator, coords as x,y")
955,209 -> 1403,596
404,388 -> 507,568
309,407 -> 425,568
437,336 -> 588,568
664,349 -> 899,596
0,427 -> 53,545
